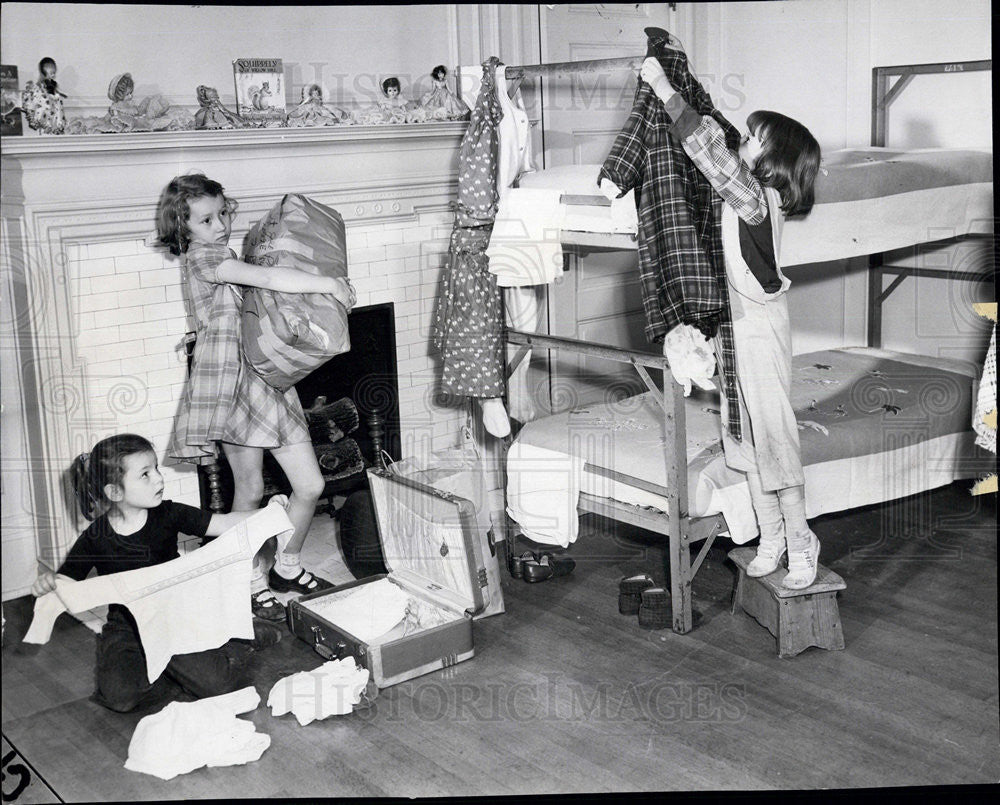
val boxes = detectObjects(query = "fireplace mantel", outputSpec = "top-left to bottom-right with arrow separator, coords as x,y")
1,122 -> 467,595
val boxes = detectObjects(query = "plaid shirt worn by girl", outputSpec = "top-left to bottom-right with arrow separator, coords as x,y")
600,49 -> 744,439
169,241 -> 309,464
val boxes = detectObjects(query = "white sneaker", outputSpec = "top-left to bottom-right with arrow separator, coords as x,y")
782,529 -> 820,590
747,534 -> 786,578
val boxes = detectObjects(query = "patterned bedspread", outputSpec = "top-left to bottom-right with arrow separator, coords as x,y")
509,348 -> 982,544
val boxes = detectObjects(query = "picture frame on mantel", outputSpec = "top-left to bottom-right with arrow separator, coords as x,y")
0,64 -> 23,136
233,58 -> 286,127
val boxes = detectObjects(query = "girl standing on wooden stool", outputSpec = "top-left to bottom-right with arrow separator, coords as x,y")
623,42 -> 821,589
157,173 -> 356,621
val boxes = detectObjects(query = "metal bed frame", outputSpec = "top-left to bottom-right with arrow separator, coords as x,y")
498,56 -> 993,634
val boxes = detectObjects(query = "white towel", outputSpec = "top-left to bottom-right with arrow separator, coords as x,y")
267,659 -> 370,726
487,188 -> 565,287
124,686 -> 269,780
505,441 -> 585,548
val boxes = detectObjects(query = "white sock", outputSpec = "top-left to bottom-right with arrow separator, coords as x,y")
747,472 -> 784,545
776,484 -> 809,536
480,397 -> 511,438
273,550 -> 302,580
250,558 -> 268,594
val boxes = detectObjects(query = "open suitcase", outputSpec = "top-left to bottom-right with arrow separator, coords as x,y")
288,468 -> 495,689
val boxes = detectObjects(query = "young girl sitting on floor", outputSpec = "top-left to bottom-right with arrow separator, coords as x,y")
157,173 -> 356,621
31,434 -> 282,713
630,44 -> 822,589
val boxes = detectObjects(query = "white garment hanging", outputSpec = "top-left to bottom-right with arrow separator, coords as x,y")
974,323 -> 996,454
487,188 -> 565,287
267,658 -> 370,726
505,440 -> 585,548
125,686 -> 270,780
24,501 -> 294,682
495,63 -> 535,191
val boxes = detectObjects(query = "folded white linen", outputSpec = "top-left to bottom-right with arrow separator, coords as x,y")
487,188 -> 565,287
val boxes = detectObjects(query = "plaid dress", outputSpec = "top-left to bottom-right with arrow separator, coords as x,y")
168,241 -> 309,465
599,50 -> 743,439
434,57 -> 505,398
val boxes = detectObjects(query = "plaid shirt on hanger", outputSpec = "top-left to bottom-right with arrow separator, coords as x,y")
600,50 -> 744,439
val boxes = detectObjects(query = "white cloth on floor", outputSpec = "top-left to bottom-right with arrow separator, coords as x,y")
267,659 -> 370,726
24,501 -> 294,682
487,188 -> 565,287
505,440 -> 585,548
974,323 -> 996,454
124,686 -> 269,780
302,577 -> 409,642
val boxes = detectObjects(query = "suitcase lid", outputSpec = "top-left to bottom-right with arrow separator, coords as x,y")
366,468 -> 490,615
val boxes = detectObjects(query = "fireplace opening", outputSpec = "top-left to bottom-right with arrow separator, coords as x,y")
197,302 -> 400,514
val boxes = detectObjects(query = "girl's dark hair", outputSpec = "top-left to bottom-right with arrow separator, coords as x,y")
747,110 -> 821,217
431,65 -> 448,80
72,434 -> 156,520
155,173 -> 237,256
382,77 -> 401,95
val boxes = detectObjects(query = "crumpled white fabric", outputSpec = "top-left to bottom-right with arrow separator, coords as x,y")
301,578 -> 409,643
124,686 -> 269,780
662,324 -> 717,396
267,659 -> 370,726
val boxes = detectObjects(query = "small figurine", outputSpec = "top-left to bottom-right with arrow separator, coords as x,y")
67,73 -> 193,135
420,65 -> 470,121
194,85 -> 245,129
286,83 -> 348,127
21,57 -> 66,134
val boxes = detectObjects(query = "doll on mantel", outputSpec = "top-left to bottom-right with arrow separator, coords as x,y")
286,83 -> 349,127
420,65 -> 470,121
21,57 -> 67,134
194,85 -> 245,130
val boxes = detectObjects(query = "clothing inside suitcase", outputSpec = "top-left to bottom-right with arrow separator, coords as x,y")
289,469 -> 492,687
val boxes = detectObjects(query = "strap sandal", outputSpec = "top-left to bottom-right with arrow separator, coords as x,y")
619,573 -> 656,615
251,588 -> 287,622
637,587 -> 672,630
268,567 -> 334,595
523,552 -> 576,583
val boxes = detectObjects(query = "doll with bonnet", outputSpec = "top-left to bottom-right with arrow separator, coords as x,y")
287,83 -> 348,127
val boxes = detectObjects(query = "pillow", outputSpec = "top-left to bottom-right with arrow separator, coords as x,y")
241,194 -> 350,391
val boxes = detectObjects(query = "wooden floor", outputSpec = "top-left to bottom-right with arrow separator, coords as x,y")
2,482 -> 997,800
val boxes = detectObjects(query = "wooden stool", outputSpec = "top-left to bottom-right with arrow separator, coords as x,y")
729,546 -> 846,658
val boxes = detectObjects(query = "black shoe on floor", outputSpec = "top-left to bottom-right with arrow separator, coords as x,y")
268,567 -> 333,595
619,573 -> 656,615
251,588 -> 287,622
637,587 -> 671,630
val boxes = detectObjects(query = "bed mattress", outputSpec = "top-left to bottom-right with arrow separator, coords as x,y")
506,348 -> 982,545
516,148 -> 993,264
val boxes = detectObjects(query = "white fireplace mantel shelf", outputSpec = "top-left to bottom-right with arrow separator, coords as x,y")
1,121 -> 468,158
2,122 -> 467,228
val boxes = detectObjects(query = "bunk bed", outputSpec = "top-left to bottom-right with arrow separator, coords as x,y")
498,56 -> 994,634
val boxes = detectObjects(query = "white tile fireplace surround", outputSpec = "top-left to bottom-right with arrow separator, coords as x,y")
1,123 -> 470,595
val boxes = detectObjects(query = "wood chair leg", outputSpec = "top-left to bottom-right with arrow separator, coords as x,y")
204,459 -> 224,513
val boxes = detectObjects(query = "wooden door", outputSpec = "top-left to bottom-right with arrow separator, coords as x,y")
537,3 -> 673,411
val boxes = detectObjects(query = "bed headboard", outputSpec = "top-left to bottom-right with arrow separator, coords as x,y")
871,59 -> 991,146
